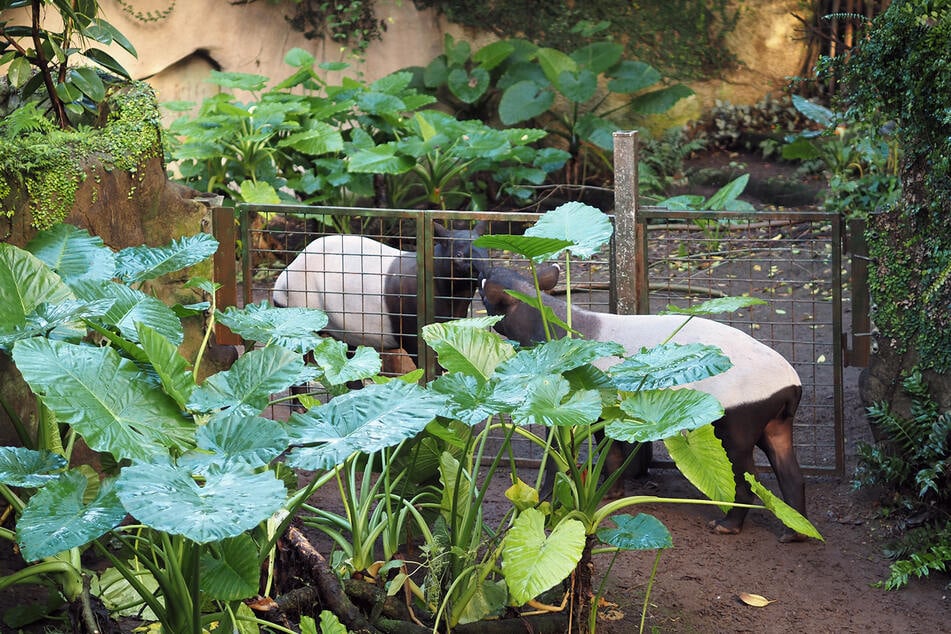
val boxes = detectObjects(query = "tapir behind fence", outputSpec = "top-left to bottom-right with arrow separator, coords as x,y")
479,265 -> 807,542
272,222 -> 488,368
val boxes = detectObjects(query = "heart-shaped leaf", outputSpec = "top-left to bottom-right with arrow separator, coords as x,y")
18,471 -> 126,561
611,388 -> 724,441
609,342 -> 732,391
26,224 -> 116,284
512,376 -> 602,427
116,462 -> 286,543
284,381 -> 447,470
217,301 -> 329,353
199,534 -> 260,600
664,424 -> 735,511
525,202 -> 613,258
0,447 -> 67,488
114,233 -> 219,285
596,513 -> 672,550
502,509 -> 585,605
12,338 -> 195,462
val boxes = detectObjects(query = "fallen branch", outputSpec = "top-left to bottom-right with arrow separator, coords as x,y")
284,526 -> 382,633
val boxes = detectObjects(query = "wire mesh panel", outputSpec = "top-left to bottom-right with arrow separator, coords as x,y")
635,208 -> 845,474
223,203 -> 844,474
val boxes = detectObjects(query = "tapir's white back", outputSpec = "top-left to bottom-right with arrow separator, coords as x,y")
272,235 -> 404,349
584,311 -> 800,410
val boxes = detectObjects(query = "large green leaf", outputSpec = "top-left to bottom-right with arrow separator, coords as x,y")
745,473 -> 823,541
199,534 -> 261,600
240,180 -> 281,204
555,68 -> 597,103
576,112 -> 620,151
72,280 -> 184,346
498,80 -> 554,126
18,471 -> 126,562
116,462 -> 286,543
114,233 -> 219,285
284,381 -> 446,470
0,298 -> 110,350
535,47 -> 577,86
664,424 -> 735,510
473,234 -> 573,263
525,202 -> 613,258
311,338 -> 381,386
26,224 -> 116,283
605,60 -> 660,93
422,316 -> 512,379
186,412 -> 288,471
347,143 -> 415,174
216,302 -> 329,353
0,447 -> 67,488
628,84 -> 694,115
188,346 -> 311,415
429,373 -> 512,425
455,578 -> 507,624
278,122 -> 344,155
472,39 -> 515,70
0,244 -> 79,340
662,296 -> 766,316
597,513 -> 672,550
136,322 -> 196,409
703,174 -> 750,211
512,376 -> 602,427
791,94 -> 836,127
610,388 -> 724,441
12,338 -> 195,462
502,509 -> 585,605
571,41 -> 623,74
448,66 -> 489,103
495,337 -> 624,380
609,342 -> 732,391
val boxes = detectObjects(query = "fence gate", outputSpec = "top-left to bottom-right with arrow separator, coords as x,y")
213,135 -> 853,476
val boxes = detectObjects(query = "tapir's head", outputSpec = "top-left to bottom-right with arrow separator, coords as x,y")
434,220 -> 490,281
479,264 -> 561,346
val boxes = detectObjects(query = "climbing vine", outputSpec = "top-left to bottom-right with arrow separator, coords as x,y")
114,0 -> 178,22
837,0 -> 951,370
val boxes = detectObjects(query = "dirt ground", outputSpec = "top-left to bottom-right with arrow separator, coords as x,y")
591,364 -> 951,634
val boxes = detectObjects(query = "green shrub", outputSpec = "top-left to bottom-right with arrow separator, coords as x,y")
854,368 -> 951,589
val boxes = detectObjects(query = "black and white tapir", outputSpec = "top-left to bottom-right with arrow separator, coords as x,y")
479,265 -> 807,542
272,222 -> 488,367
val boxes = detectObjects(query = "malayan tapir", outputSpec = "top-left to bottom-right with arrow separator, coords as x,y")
479,265 -> 807,542
272,222 -> 488,367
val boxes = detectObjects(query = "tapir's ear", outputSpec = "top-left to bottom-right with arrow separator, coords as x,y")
433,222 -> 449,239
473,220 -> 489,236
481,278 -> 517,311
537,263 -> 560,291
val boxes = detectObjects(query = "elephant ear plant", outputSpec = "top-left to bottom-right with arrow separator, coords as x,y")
0,224 -> 432,632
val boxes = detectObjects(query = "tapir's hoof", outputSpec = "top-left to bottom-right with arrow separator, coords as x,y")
603,483 -> 626,500
779,531 -> 809,543
708,519 -> 741,535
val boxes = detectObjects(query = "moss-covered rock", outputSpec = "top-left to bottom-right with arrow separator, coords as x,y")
0,80 -> 163,234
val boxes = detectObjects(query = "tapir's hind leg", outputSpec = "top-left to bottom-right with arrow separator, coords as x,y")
709,415 -> 758,536
758,416 -> 807,542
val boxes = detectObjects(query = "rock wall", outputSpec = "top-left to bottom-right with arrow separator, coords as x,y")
90,0 -> 807,126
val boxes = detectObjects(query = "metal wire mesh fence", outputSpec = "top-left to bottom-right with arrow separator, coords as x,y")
222,202 -> 845,474
635,208 -> 845,473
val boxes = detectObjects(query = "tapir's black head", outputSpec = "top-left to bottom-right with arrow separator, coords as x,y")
478,264 -> 560,346
434,221 -> 490,280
